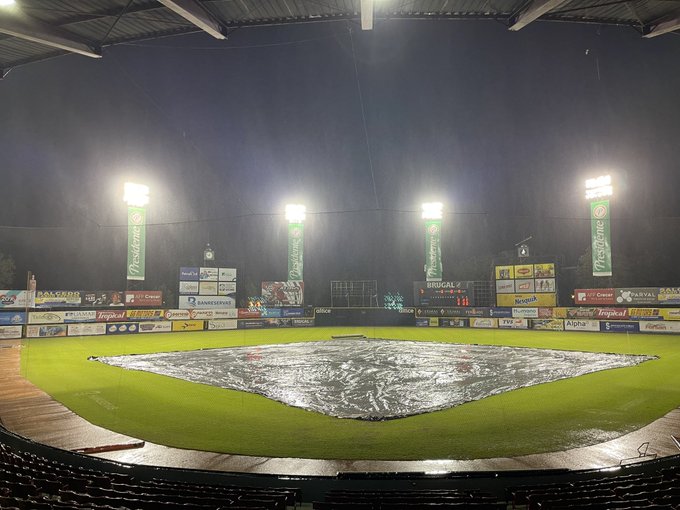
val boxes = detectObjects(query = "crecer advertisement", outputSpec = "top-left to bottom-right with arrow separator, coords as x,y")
574,289 -> 615,305
125,291 -> 162,307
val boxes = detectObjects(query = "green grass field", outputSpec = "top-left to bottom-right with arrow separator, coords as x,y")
19,327 -> 680,460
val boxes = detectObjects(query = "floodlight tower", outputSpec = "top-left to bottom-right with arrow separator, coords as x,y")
422,202 -> 443,282
123,182 -> 149,282
585,175 -> 613,277
285,204 -> 305,281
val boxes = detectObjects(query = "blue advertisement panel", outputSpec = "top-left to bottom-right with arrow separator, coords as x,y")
281,308 -> 304,317
439,318 -> 468,327
105,323 -> 140,335
600,321 -> 640,333
239,319 -> 265,329
415,318 -> 430,327
489,308 -> 513,318
0,312 -> 26,325
260,308 -> 282,318
179,267 -> 200,281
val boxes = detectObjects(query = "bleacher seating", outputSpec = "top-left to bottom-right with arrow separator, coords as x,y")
313,488 -> 506,509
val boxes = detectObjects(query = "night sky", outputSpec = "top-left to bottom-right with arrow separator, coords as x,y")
2,20 -> 680,305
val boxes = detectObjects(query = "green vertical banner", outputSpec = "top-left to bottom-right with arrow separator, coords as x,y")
424,219 -> 442,281
590,199 -> 612,277
127,206 -> 146,281
288,223 -> 304,281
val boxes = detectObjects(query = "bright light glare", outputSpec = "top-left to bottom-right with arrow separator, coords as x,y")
123,182 -> 150,207
285,203 -> 306,223
585,175 -> 613,200
421,202 -> 443,220
0,0 -> 16,6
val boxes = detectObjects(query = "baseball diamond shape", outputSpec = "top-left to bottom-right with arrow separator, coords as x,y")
94,339 -> 654,420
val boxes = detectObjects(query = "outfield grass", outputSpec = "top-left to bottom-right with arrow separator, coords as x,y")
19,327 -> 680,460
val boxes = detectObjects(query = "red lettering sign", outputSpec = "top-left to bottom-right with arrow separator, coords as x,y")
124,291 -> 163,307
96,310 -> 127,322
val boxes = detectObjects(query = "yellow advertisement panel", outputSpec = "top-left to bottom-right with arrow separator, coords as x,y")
534,263 -> 555,278
497,293 -> 557,307
495,265 -> 514,280
660,309 -> 680,321
552,307 -> 568,319
514,264 -> 534,279
171,320 -> 205,332
429,317 -> 438,327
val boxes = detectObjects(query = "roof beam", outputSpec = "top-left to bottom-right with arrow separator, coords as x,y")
361,0 -> 374,30
509,0 -> 571,31
0,13 -> 101,58
643,15 -> 680,37
157,0 -> 227,39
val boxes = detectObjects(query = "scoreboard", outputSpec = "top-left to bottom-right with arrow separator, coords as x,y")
414,281 -> 473,307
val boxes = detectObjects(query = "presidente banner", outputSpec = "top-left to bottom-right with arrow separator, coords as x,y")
590,199 -> 612,277
424,220 -> 442,281
288,223 -> 304,281
127,206 -> 146,281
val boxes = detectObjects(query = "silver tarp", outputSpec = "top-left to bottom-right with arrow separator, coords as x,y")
94,339 -> 654,420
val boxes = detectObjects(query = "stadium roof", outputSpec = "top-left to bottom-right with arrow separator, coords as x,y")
1,0 -> 679,77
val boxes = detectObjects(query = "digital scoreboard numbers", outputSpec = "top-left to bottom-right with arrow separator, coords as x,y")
414,282 -> 473,307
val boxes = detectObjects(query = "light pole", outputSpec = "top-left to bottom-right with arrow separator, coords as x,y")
123,182 -> 149,282
585,175 -> 613,277
422,202 -> 443,282
285,204 -> 305,281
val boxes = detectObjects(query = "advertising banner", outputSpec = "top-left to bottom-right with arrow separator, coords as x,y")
535,278 -> 555,293
590,199 -> 612,277
532,319 -> 565,331
171,320 -> 204,332
0,290 -> 31,309
639,321 -> 680,334
82,291 -> 125,307
218,282 -> 237,295
565,319 -> 600,332
35,291 -> 82,308
439,318 -> 468,327
292,318 -> 315,327
471,318 -> 497,329
424,220 -> 442,281
0,325 -> 22,339
189,308 -> 238,320
138,321 -> 173,333
238,309 -> 261,319
164,309 -> 191,320
600,321 -> 639,333
179,281 -> 199,295
489,308 -> 513,318
495,266 -> 514,280
415,318 -> 430,327
615,288 -> 660,305
124,291 -> 162,307
95,310 -> 127,322
68,323 -> 107,336
264,318 -> 293,328
534,263 -> 555,278
28,311 -> 65,324
179,267 -> 200,281
239,319 -> 265,329
0,312 -> 25,325
566,307 -> 597,319
288,223 -> 304,281
628,308 -> 662,321
415,307 -> 453,317
261,308 -> 282,318
515,279 -> 535,293
658,288 -> 680,305
178,296 -> 236,309
63,310 -> 97,323
495,280 -> 515,294
199,281 -> 218,296
199,267 -> 218,281
660,309 -> 680,321
497,294 -> 557,307
537,307 -> 554,318
261,281 -> 304,306
413,281 -> 472,307
218,268 -> 237,282
514,264 -> 534,279
127,206 -> 146,281
512,307 -> 539,319
281,308 -> 304,317
574,288 -> 616,305
25,325 -> 68,338
126,309 -> 164,321
207,319 -> 238,330
594,308 -> 629,320
106,323 -> 139,335
553,307 -> 568,318
499,318 -> 528,329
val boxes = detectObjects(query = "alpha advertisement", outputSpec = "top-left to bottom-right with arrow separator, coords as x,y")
207,319 -> 238,330
564,319 -> 600,332
499,318 -> 528,329
35,291 -> 82,307
531,319 -> 564,331
124,291 -> 163,307
497,294 -> 557,307
25,325 -> 68,338
0,312 -> 25,325
68,323 -> 107,336
639,321 -> 680,334
590,199 -> 612,277
261,281 -> 304,306
178,296 -> 236,309
0,325 -> 22,339
573,289 -> 616,305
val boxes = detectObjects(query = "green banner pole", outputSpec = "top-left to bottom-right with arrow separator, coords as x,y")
590,199 -> 612,277
424,219 -> 442,281
127,206 -> 146,281
288,223 -> 304,281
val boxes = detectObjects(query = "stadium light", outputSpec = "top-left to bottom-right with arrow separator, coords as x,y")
0,1 -> 16,7
421,202 -> 443,220
123,182 -> 150,207
585,175 -> 613,200
285,203 -> 306,223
